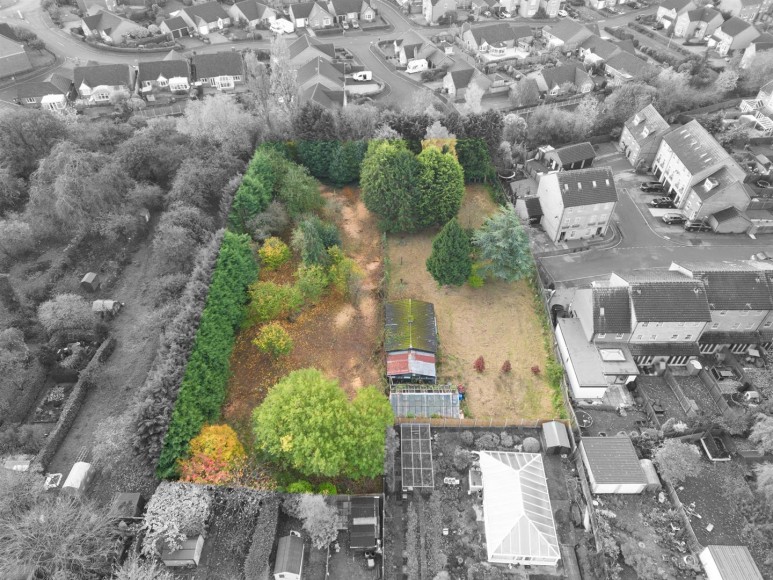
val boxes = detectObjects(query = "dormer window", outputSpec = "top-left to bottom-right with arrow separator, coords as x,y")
591,181 -> 597,187
633,114 -> 642,125
641,126 -> 650,138
578,182 -> 583,190
703,176 -> 718,191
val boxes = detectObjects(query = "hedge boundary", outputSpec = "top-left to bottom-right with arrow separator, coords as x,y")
243,497 -> 280,580
29,338 -> 116,472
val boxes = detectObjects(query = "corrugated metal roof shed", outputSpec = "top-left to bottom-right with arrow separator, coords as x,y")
386,350 -> 436,380
701,545 -> 763,580
349,496 -> 380,549
385,300 -> 438,353
580,437 -> 647,485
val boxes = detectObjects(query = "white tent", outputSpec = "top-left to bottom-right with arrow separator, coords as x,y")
479,451 -> 561,566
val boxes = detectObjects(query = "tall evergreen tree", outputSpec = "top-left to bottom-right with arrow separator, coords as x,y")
329,140 -> 366,187
472,204 -> 533,282
416,146 -> 465,227
426,218 -> 472,286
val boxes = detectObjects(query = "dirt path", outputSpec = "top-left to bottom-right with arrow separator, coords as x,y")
47,225 -> 163,500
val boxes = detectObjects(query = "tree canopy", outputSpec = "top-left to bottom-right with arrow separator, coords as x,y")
426,218 -> 472,286
416,146 -> 465,227
653,439 -> 702,484
472,204 -> 533,282
252,369 -> 393,479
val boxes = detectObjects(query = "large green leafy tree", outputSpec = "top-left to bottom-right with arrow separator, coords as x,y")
426,218 -> 472,286
252,369 -> 393,478
472,204 -> 533,282
360,140 -> 420,232
416,146 -> 465,227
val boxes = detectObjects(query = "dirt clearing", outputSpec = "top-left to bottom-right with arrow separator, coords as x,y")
223,187 -> 383,440
387,186 -> 556,420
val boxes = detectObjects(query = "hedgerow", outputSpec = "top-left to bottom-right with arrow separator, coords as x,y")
156,231 -> 258,478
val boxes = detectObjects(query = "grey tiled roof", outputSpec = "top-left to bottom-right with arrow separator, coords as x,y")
183,1 -> 229,22
288,35 -> 335,60
192,51 -> 243,78
593,287 -> 631,334
710,205 -> 749,224
627,342 -> 701,356
137,59 -> 190,83
661,120 -> 733,174
74,64 -> 131,88
555,167 -> 618,208
719,16 -> 753,37
624,104 -> 670,148
524,196 -> 542,218
580,437 -> 647,484
628,279 -> 711,322
554,142 -> 595,165
691,270 -> 773,310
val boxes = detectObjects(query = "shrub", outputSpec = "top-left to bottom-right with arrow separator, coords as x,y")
500,433 -> 514,448
276,163 -> 324,217
317,482 -> 337,495
531,365 -> 541,375
0,218 -> 34,258
522,437 -> 540,453
460,431 -> 474,446
155,232 -> 258,478
258,237 -> 290,270
501,360 -> 512,374
295,264 -> 329,304
178,424 -> 246,485
473,356 -> 485,373
475,433 -> 499,450
327,246 -> 364,302
253,322 -> 294,358
148,272 -> 190,307
37,294 -> 94,339
452,447 -> 472,471
0,424 -> 43,455
246,281 -> 303,325
247,201 -> 289,243
467,263 -> 485,288
142,482 -> 213,556
291,216 -> 341,266
286,480 -> 313,493
243,498 -> 280,580
426,218 -> 472,286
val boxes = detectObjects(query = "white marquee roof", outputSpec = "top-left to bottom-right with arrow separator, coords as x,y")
479,451 -> 560,563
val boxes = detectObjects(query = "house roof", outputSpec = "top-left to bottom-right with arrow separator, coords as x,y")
625,275 -> 712,322
580,437 -> 647,485
557,317 -> 608,386
163,49 -> 187,61
74,63 -> 131,88
296,56 -> 344,87
192,51 -> 243,78
685,6 -> 720,22
301,83 -> 346,108
552,167 -> 618,208
711,205 -> 751,224
524,196 -> 543,218
699,330 -> 766,344
544,19 -> 592,43
542,421 -> 570,451
479,452 -> 560,563
234,0 -> 272,21
137,59 -> 190,83
687,269 -> 773,310
386,350 -> 437,379
349,496 -> 380,549
290,1 -> 316,18
627,342 -> 701,356
274,535 -> 304,576
450,67 -> 476,89
719,16 -> 753,36
82,10 -> 127,34
183,1 -> 230,22
0,22 -> 19,41
403,42 -> 423,59
625,104 -> 670,147
468,22 -> 516,47
288,35 -> 335,60
661,0 -> 693,10
540,63 -> 591,91
661,119 -> 734,174
330,0 -> 363,14
581,34 -> 621,60
701,546 -> 764,580
593,286 -> 631,334
17,78 -> 70,99
689,166 -> 741,202
384,299 -> 438,353
554,142 -> 596,165
512,24 -> 533,40
163,15 -> 188,31
605,51 -> 648,78
751,31 -> 773,51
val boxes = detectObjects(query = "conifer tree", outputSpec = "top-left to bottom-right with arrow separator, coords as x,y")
426,218 -> 472,286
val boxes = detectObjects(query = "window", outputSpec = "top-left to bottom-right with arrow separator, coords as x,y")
711,322 -> 719,329
324,17 -> 331,25
684,335 -> 692,340
732,322 -> 741,329
233,75 -> 242,82
142,80 -> 152,88
159,79 -> 169,87
765,321 -> 773,327
641,322 -> 649,327
671,334 -> 678,339
616,333 -> 623,339
636,334 -> 643,340
597,333 -> 606,339
25,97 -> 36,104
94,92 -> 110,101
364,12 -> 372,19
650,335 -> 657,340
720,310 -> 727,316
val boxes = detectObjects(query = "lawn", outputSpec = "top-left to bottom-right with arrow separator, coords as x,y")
387,185 -> 556,421
223,186 -> 384,441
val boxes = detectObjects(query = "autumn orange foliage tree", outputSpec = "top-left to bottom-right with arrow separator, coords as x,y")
178,424 -> 246,485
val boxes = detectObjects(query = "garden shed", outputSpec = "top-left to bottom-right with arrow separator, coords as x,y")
273,533 -> 304,580
699,545 -> 763,580
385,300 -> 438,384
61,461 -> 95,497
479,451 -> 560,566
111,492 -> 146,521
80,272 -> 101,292
161,535 -> 204,567
578,437 -> 647,494
390,385 -> 459,418
542,420 -> 571,454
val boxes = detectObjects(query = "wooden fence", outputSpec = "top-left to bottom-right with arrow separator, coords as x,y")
663,480 -> 704,555
393,417 -> 568,429
697,368 -> 731,416
664,368 -> 697,418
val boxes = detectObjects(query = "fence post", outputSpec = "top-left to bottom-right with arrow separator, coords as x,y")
489,418 -> 493,428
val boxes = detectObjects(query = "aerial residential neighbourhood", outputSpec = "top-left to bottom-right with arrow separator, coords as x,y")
5,0 -> 773,577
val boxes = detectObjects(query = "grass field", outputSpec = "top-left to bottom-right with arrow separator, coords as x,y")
223,186 -> 384,441
387,185 -> 557,420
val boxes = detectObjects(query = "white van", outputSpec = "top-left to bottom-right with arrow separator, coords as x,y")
406,59 -> 428,74
352,70 -> 373,81
270,19 -> 295,34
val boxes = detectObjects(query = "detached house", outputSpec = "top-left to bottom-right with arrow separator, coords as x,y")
179,2 -> 231,35
461,22 -> 531,56
296,56 -> 344,91
228,1 -> 277,28
81,10 -> 142,44
707,16 -> 760,56
519,0 -> 539,17
604,51 -> 649,84
423,0 -> 457,24
327,0 -> 376,22
656,0 -> 696,30
536,166 -> 618,243
542,19 -> 594,49
137,58 -> 191,94
443,66 -> 492,99
540,0 -> 560,17
288,35 -> 336,66
674,6 -> 723,40
719,0 -> 770,22
289,1 -> 335,28
741,32 -> 773,67
619,104 -> 671,168
535,63 -> 594,95
301,82 -> 346,108
16,73 -> 72,110
73,63 -> 131,103
192,52 -> 244,90
580,34 -> 624,67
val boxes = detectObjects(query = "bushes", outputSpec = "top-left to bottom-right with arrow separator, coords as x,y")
243,497 -> 280,580
246,281 -> 303,325
522,437 -> 541,453
178,424 -> 246,485
295,264 -> 328,304
253,322 -> 293,358
37,294 -> 94,339
291,216 -> 341,266
276,163 -> 324,217
286,480 -> 313,493
156,231 -> 258,478
327,246 -> 363,302
258,237 -> 290,270
142,482 -> 213,556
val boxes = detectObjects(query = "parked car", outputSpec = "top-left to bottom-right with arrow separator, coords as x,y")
684,220 -> 712,232
652,22 -> 664,30
662,213 -> 687,225
342,20 -> 349,29
499,9 -> 512,17
640,181 -> 663,192
557,9 -> 568,16
751,251 -> 773,261
351,20 -> 359,28
650,197 -> 675,208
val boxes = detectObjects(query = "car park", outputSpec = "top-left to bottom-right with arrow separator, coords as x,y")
650,197 -> 675,208
684,221 -> 712,232
662,213 -> 687,225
